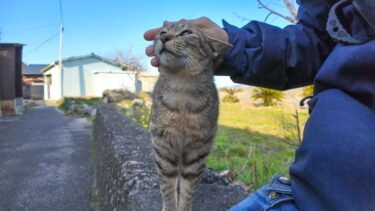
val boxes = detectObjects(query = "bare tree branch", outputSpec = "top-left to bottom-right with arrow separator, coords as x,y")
233,12 -> 252,22
264,12 -> 273,23
283,0 -> 298,18
256,0 -> 298,23
110,49 -> 147,72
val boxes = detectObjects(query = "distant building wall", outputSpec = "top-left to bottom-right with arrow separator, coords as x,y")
24,84 -> 44,100
23,75 -> 44,99
44,66 -> 60,100
44,57 -> 136,99
136,72 -> 159,93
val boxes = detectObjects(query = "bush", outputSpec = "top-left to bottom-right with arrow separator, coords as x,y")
58,97 -> 100,112
221,88 -> 242,103
251,88 -> 285,106
223,95 -> 240,103
122,101 -> 151,129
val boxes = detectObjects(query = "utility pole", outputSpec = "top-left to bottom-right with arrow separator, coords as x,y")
57,0 -> 64,99
58,23 -> 64,98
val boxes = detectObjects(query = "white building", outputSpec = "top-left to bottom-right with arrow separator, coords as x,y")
136,71 -> 159,93
42,53 -> 137,100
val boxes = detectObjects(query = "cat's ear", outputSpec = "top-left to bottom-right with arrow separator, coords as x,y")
207,35 -> 232,59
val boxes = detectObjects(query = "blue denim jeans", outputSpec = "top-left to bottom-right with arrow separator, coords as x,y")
229,175 -> 298,211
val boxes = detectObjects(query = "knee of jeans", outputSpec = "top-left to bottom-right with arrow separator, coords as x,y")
229,175 -> 298,211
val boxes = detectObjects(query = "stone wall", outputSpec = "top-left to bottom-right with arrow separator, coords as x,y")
94,104 -> 248,211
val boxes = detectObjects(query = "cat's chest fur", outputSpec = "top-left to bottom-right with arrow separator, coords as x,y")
163,81 -> 205,109
152,76 -> 218,136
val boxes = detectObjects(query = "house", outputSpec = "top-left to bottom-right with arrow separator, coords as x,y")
22,64 -> 46,99
42,53 -> 137,100
0,43 -> 24,116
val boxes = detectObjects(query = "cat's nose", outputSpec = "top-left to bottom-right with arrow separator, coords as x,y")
161,34 -> 172,43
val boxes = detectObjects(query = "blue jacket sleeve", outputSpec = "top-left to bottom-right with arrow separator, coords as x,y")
216,0 -> 337,90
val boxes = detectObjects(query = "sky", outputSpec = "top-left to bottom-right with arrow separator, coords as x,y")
0,0 -> 294,86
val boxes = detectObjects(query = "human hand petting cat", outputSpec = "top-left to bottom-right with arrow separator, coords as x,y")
144,17 -> 229,67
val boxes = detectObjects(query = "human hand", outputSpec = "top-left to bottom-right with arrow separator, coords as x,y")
144,17 -> 229,67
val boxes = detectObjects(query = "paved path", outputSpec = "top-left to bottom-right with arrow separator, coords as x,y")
0,106 -> 93,211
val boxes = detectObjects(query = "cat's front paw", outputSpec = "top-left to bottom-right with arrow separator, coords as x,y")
177,207 -> 192,211
162,206 -> 178,211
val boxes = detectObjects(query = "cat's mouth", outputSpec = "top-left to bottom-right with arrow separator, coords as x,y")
159,45 -> 176,56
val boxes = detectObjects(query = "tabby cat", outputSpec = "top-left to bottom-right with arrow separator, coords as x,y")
151,23 -> 231,211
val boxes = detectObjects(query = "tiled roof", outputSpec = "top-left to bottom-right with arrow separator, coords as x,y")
22,64 -> 47,75
41,53 -> 134,72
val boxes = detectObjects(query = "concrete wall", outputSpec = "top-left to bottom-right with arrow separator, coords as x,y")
24,84 -> 44,99
31,85 -> 44,99
136,72 -> 159,93
93,104 -> 247,211
43,66 -> 59,100
44,57 -> 136,100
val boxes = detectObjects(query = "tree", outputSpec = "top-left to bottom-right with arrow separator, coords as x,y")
110,49 -> 147,71
256,0 -> 298,23
251,88 -> 285,106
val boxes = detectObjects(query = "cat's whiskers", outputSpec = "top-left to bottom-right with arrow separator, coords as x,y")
182,54 -> 194,73
185,54 -> 201,75
190,56 -> 200,75
172,41 -> 184,54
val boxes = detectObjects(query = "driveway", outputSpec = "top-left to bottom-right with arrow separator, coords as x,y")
0,106 -> 93,211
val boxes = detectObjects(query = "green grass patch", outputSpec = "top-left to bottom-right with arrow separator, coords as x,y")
207,103 -> 308,190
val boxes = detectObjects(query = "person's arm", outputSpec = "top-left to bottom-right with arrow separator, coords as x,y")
217,1 -> 337,90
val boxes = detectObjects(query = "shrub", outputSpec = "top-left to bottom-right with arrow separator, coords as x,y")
122,101 -> 151,129
251,88 -> 285,106
221,88 -> 242,103
58,97 -> 100,112
223,95 -> 240,103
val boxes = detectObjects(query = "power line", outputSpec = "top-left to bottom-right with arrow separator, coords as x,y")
25,32 -> 60,56
2,23 -> 60,33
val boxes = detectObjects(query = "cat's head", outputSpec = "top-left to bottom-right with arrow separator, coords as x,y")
154,23 -> 232,75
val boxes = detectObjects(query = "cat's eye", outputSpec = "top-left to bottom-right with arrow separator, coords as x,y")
160,31 -> 167,36
180,30 -> 193,36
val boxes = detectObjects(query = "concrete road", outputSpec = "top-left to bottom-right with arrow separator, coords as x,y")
0,106 -> 93,211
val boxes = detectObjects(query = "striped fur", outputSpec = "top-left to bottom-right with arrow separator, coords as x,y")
151,23 -> 231,211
